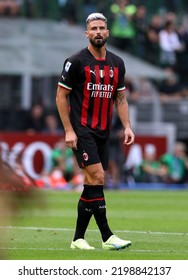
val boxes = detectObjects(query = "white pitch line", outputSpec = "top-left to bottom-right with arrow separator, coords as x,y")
0,247 -> 188,253
0,247 -> 67,251
116,230 -> 188,236
0,226 -> 188,236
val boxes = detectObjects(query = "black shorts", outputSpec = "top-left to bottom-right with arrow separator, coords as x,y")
73,131 -> 109,170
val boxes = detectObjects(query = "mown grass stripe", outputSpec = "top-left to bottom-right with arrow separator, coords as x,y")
0,226 -> 187,236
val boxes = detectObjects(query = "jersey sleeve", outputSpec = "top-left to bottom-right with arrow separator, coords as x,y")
58,57 -> 79,91
116,59 -> 126,92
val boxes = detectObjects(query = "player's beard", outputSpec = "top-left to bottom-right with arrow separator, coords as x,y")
89,37 -> 107,48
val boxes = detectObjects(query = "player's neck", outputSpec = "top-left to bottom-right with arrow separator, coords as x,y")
88,45 -> 106,59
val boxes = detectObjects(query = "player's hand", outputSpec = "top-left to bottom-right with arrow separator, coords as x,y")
65,130 -> 78,150
123,127 -> 135,145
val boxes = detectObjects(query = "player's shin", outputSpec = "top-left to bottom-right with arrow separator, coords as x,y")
88,185 -> 113,242
73,187 -> 93,241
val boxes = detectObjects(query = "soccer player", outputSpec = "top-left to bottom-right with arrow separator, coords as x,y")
56,13 -> 135,250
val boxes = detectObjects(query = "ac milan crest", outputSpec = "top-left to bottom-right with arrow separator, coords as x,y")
83,152 -> 89,161
109,68 -> 114,78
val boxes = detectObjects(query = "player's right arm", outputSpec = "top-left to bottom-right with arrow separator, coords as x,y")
56,85 -> 78,150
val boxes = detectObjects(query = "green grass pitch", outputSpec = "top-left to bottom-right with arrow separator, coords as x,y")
0,189 -> 188,260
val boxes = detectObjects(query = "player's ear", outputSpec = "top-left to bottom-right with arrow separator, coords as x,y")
85,30 -> 89,38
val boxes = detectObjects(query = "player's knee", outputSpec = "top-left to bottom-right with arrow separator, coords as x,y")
93,169 -> 105,185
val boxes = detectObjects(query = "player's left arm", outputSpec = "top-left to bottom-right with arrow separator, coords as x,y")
115,90 -> 135,145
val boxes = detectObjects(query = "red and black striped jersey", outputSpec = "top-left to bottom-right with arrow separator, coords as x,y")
58,48 -> 126,135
